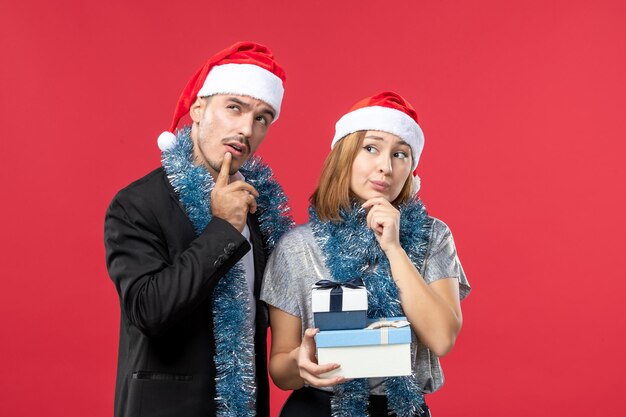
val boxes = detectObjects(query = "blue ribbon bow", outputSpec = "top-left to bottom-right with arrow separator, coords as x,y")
314,278 -> 364,312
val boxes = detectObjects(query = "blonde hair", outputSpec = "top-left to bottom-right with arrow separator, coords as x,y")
311,132 -> 414,222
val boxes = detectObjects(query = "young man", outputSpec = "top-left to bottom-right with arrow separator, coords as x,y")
104,41 -> 293,417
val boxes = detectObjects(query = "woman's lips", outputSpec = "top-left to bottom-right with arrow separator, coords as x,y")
370,180 -> 390,191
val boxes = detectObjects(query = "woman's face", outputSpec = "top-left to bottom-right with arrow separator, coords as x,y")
349,130 -> 413,202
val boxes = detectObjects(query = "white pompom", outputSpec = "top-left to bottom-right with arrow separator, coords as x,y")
157,131 -> 176,151
413,174 -> 421,194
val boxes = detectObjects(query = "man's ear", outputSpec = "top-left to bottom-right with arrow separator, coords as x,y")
190,97 -> 206,123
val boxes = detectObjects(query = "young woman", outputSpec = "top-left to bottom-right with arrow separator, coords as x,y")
261,92 -> 471,417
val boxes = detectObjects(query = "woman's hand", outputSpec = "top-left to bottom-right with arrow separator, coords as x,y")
362,197 -> 402,253
269,309 -> 345,390
295,328 -> 345,388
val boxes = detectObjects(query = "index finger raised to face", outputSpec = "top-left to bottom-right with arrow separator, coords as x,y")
215,152 -> 232,187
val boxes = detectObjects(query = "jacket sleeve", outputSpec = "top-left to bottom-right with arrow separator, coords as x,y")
104,195 -> 251,337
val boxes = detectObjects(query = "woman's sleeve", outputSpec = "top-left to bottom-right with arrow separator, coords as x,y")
260,231 -> 303,317
422,219 -> 471,300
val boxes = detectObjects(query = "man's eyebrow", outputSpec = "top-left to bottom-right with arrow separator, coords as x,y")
227,97 -> 251,109
260,107 -> 275,120
228,97 -> 275,120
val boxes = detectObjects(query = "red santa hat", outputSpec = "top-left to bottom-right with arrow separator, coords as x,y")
157,41 -> 286,151
332,91 -> 425,172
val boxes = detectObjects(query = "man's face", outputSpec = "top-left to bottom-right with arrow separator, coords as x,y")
189,94 -> 275,178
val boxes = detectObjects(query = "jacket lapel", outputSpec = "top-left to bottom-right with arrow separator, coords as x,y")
246,214 -> 266,299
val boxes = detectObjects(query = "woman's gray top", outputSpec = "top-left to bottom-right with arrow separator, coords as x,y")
261,218 -> 471,394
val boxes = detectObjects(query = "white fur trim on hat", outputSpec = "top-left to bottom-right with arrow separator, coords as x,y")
197,63 -> 284,121
332,106 -> 424,170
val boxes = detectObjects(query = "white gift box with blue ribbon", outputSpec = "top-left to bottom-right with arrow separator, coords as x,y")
311,279 -> 368,330
315,317 -> 412,379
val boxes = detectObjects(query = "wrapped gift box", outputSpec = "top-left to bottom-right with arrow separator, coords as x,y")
312,279 -> 368,330
315,317 -> 412,379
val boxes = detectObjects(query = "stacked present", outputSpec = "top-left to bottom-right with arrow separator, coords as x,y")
312,279 -> 412,379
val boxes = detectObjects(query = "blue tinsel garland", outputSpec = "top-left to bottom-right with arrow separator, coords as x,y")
162,127 -> 293,416
309,200 -> 433,417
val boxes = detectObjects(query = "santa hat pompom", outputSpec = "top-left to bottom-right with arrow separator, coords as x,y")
157,131 -> 176,151
413,174 -> 421,194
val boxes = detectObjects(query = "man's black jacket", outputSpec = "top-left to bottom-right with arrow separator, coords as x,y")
104,168 -> 269,417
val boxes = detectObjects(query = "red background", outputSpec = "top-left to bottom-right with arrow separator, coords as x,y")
1,1 -> 625,416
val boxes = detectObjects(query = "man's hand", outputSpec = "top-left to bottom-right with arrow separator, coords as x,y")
211,152 -> 259,232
